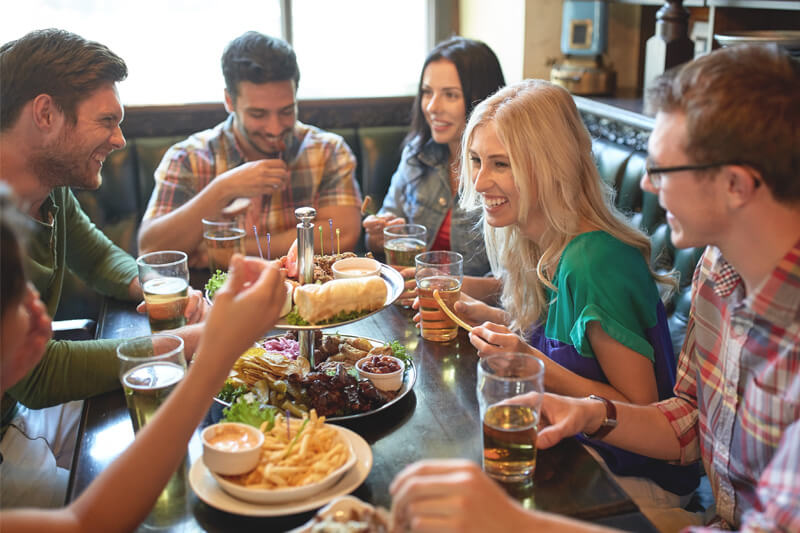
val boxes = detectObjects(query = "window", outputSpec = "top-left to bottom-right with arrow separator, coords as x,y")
1,0 -> 427,105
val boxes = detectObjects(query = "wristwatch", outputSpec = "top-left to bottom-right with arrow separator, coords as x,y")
580,395 -> 617,440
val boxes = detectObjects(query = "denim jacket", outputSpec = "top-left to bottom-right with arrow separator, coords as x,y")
379,140 -> 490,276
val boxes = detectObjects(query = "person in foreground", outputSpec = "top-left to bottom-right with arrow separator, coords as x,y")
0,198 -> 286,531
363,36 -> 505,302
0,29 -> 205,505
450,78 -> 698,507
393,43 -> 799,532
139,31 -> 362,264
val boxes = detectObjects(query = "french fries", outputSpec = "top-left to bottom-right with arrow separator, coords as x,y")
225,410 -> 351,489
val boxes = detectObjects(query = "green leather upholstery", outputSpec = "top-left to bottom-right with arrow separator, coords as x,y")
357,126 -> 407,211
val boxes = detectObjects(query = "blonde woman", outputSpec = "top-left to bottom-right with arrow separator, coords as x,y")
457,80 -> 699,504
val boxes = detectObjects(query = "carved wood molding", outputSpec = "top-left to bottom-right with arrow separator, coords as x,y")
574,96 -> 654,152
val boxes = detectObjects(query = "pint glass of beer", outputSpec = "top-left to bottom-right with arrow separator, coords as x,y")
415,251 -> 463,342
136,251 -> 190,332
117,334 -> 186,433
477,354 -> 545,482
202,218 -> 245,273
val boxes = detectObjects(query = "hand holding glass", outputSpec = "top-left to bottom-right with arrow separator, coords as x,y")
415,251 -> 463,342
477,354 -> 545,482
137,250 -> 189,332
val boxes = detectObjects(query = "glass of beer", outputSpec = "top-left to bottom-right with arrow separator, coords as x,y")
477,354 -> 545,483
202,218 -> 245,273
136,251 -> 190,332
385,224 -> 427,307
415,251 -> 463,342
384,224 -> 427,268
116,334 -> 186,433
117,334 -> 188,527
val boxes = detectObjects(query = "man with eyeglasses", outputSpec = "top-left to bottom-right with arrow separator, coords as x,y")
138,32 -> 362,264
391,44 -> 799,532
545,43 -> 799,529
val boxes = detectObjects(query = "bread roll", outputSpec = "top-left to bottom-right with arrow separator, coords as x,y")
294,277 -> 387,324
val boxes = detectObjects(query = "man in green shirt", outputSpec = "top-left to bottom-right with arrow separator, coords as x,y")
0,29 -> 204,506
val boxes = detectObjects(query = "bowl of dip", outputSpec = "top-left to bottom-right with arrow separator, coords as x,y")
332,257 -> 381,280
356,354 -> 404,392
202,422 -> 264,475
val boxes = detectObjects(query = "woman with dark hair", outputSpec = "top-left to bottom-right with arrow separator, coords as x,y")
363,37 -> 505,293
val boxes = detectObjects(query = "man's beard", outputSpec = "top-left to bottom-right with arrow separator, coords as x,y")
30,138 -> 100,191
239,124 -> 292,159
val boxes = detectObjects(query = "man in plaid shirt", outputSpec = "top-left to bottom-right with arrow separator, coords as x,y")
390,45 -> 799,532
138,32 -> 361,265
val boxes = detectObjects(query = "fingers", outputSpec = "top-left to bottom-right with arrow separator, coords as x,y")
135,301 -> 146,315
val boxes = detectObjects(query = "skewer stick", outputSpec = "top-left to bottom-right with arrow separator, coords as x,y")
329,219 -> 334,256
267,233 -> 271,260
319,226 -> 324,255
336,228 -> 340,256
253,225 -> 264,259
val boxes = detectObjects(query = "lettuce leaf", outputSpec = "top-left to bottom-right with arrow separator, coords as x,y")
222,397 -> 276,430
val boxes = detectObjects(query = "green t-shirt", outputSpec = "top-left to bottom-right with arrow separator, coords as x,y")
544,231 -> 661,362
3,187 -> 138,416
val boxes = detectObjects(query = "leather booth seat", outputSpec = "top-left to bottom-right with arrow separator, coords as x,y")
65,123 -> 702,357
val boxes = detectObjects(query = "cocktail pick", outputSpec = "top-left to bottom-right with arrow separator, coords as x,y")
336,228 -> 341,256
285,409 -> 291,439
319,226 -> 324,255
253,225 -> 264,259
329,219 -> 334,256
267,233 -> 271,260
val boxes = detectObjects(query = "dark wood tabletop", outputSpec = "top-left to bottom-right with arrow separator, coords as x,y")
67,296 -> 657,532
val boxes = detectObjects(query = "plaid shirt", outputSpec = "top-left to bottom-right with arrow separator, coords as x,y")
143,115 -> 361,235
656,242 -> 800,531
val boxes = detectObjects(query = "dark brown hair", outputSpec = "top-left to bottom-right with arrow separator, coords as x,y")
0,29 -> 127,131
405,36 -> 506,161
0,183 -> 29,317
222,31 -> 299,103
647,44 -> 800,203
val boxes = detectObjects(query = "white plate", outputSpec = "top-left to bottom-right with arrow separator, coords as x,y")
209,427 -> 357,503
189,426 -> 372,517
288,495 -> 390,533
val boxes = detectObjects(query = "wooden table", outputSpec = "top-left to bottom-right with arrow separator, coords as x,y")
67,297 -> 657,532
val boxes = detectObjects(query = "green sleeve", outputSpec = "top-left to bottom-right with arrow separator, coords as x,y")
63,189 -> 138,300
5,338 -> 124,409
553,232 -> 660,361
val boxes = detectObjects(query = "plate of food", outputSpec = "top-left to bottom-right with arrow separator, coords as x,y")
288,495 -> 391,533
189,424 -> 372,517
215,333 -> 416,422
205,252 -> 404,330
206,411 -> 356,504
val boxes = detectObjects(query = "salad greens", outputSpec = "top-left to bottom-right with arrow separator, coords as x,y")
389,340 -> 411,366
204,270 -> 228,300
217,381 -> 248,404
285,307 -> 370,326
222,396 -> 277,429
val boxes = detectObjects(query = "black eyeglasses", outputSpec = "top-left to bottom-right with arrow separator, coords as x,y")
645,161 -> 761,189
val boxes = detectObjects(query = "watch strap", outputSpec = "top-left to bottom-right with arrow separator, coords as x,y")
580,394 -> 617,440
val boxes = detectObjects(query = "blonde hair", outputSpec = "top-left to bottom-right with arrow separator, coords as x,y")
460,79 -> 675,333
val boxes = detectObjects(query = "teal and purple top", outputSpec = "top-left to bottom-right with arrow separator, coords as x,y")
529,231 -> 699,495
